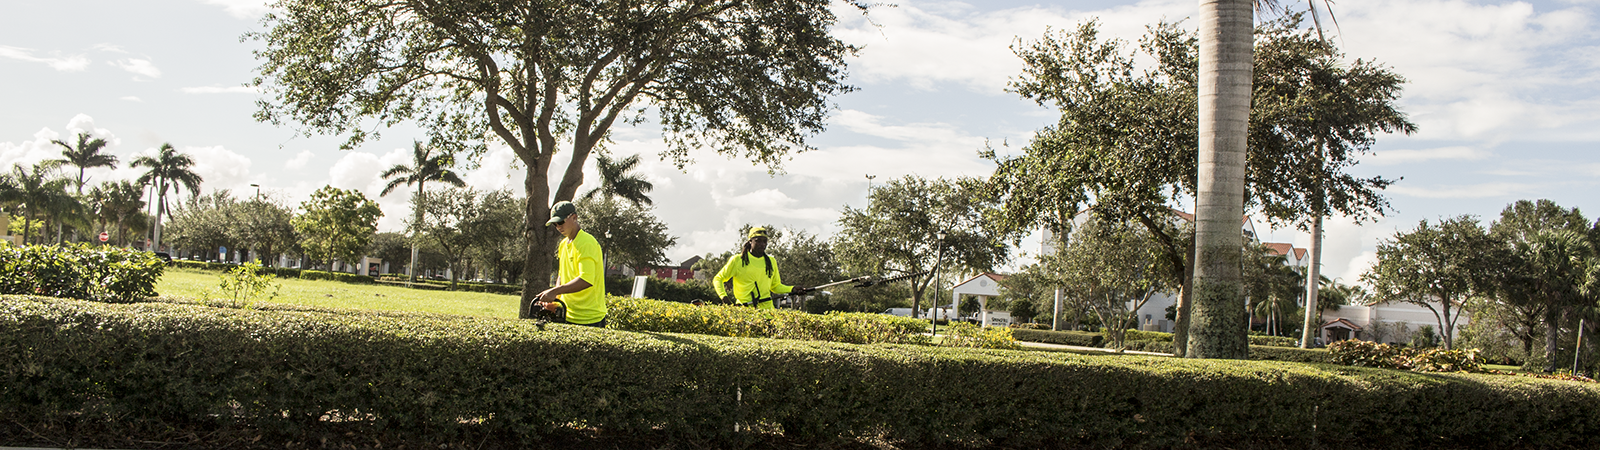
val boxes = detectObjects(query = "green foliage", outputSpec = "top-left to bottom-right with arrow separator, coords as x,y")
298,270 -> 375,284
0,244 -> 163,302
216,261 -> 280,305
1012,328 -> 1104,347
576,197 -> 677,269
1250,335 -> 1300,348
1363,216 -> 1502,349
605,276 -> 717,304
1411,324 -> 1442,349
1248,345 -> 1331,363
941,322 -> 1022,350
608,297 -> 929,345
12,295 -> 1599,448
1328,340 -> 1485,373
834,176 -> 1017,309
1051,213 -> 1174,349
293,186 -> 382,269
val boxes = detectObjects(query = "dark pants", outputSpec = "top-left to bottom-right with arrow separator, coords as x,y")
568,317 -> 607,328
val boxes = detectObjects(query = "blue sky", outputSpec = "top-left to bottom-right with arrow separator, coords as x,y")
2,0 -> 1598,285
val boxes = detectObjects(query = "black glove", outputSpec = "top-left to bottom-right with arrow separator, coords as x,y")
720,295 -> 735,305
790,287 -> 811,296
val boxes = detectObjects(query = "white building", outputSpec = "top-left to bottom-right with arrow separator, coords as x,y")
946,273 -> 1013,327
1318,299 -> 1465,345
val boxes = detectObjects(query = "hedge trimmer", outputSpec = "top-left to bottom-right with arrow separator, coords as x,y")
751,271 -> 932,308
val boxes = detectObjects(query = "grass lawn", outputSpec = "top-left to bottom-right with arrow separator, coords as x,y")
156,268 -> 521,318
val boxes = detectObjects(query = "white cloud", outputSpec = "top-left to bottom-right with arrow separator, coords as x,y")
0,45 -> 90,71
830,0 -> 1195,93
200,0 -> 272,19
327,148 -> 412,231
180,85 -> 257,94
1335,0 -> 1600,141
119,96 -> 142,102
111,58 -> 161,78
181,145 -> 257,194
1364,146 -> 1492,165
284,150 -> 314,170
1387,182 -> 1536,199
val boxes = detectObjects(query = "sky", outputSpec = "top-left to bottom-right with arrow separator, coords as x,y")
2,0 -> 1598,286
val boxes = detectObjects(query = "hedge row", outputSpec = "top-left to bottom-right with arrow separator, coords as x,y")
0,244 -> 163,302
1010,328 -> 1104,347
604,275 -> 718,304
171,260 -> 375,284
5,295 -> 1599,448
608,297 -> 932,345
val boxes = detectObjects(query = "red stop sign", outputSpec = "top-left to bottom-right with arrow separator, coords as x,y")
99,231 -> 110,242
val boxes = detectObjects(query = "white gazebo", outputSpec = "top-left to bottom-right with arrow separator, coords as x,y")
948,273 -> 1012,327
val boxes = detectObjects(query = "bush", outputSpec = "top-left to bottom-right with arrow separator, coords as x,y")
942,322 -> 1021,350
605,275 -> 718,304
0,244 -> 163,302
298,270 -> 374,284
1118,329 -> 1173,342
1249,335 -> 1299,347
1121,340 -> 1175,353
1011,329 -> 1103,347
6,295 -> 1600,449
1249,345 -> 1330,364
1328,340 -> 1483,373
607,296 -> 930,345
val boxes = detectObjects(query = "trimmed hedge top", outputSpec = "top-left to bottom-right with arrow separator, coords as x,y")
5,295 -> 1600,448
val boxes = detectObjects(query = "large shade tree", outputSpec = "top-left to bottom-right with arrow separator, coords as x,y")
252,0 -> 862,318
834,176 -> 1018,318
293,186 -> 383,270
380,141 -> 466,282
989,15 -> 1407,357
1491,199 -> 1597,372
130,143 -> 203,252
1362,216 -> 1505,350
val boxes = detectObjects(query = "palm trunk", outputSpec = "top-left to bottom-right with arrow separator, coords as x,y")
1301,215 -> 1323,347
410,183 -> 425,283
152,182 -> 166,252
1186,0 -> 1253,359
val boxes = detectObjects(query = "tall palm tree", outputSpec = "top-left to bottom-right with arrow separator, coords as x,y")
131,143 -> 203,252
5,163 -> 76,245
582,153 -> 655,207
50,132 -> 117,195
1186,0 -> 1337,359
380,141 -> 466,282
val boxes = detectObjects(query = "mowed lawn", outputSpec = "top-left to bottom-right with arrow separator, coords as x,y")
156,268 -> 521,318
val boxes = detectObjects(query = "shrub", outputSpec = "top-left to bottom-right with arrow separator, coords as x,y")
1121,340 -> 1175,353
1249,335 -> 1299,347
1011,329 -> 1103,347
942,322 -> 1021,350
1118,329 -> 1173,343
6,295 -> 1600,449
298,270 -> 374,284
1328,340 -> 1483,373
0,244 -> 163,302
1010,322 -> 1050,330
216,261 -> 281,306
1249,345 -> 1330,363
605,275 -> 718,304
607,296 -> 930,345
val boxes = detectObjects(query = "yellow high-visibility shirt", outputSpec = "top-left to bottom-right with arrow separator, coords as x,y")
713,253 -> 792,309
557,230 -> 606,324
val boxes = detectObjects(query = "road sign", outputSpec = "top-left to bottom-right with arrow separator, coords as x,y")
98,231 -> 109,242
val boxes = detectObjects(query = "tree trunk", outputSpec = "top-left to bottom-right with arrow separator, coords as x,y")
1301,215 -> 1323,347
410,183 -> 425,284
1186,0 -> 1253,359
518,169 -> 557,319
1544,308 -> 1563,373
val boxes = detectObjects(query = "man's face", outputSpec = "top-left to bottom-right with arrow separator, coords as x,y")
750,236 -> 768,253
558,215 -> 580,236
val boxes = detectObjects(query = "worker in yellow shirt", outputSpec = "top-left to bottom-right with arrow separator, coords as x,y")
532,201 -> 607,327
713,227 -> 810,308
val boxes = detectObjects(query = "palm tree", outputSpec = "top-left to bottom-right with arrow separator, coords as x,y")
50,132 -> 117,195
131,143 -> 203,252
1186,0 -> 1337,359
91,180 -> 146,246
5,163 -> 76,245
582,153 -> 654,207
380,141 -> 466,282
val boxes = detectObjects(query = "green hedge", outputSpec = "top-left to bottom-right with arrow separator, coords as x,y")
297,270 -> 374,284
1250,345 -> 1330,363
0,244 -> 163,302
608,297 -> 930,345
5,295 -> 1600,448
605,275 -> 718,304
1011,328 -> 1103,347
1250,335 -> 1300,347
